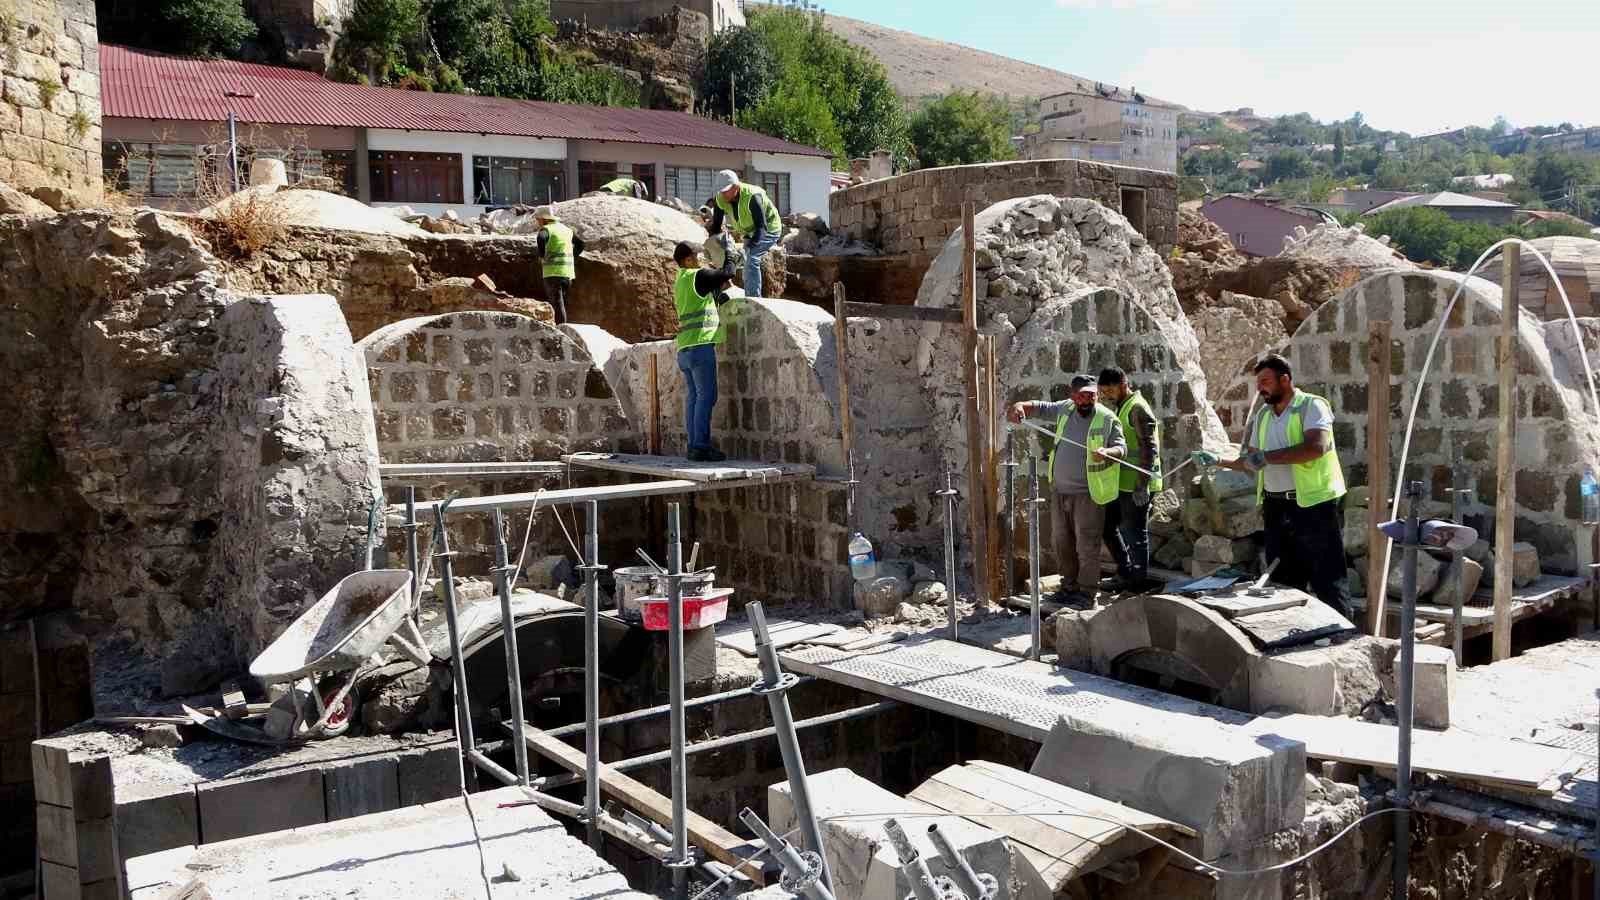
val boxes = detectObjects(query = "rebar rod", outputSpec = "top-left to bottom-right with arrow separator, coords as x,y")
1028,455 -> 1042,661
491,509 -> 531,788
665,503 -> 690,899
928,823 -> 994,900
882,819 -> 944,900
1002,440 -> 1018,600
939,467 -> 959,640
580,701 -> 897,774
581,499 -> 605,849
1393,479 -> 1423,900
543,678 -> 817,738
740,808 -> 835,900
749,601 -> 834,895
431,502 -> 477,786
404,487 -> 421,626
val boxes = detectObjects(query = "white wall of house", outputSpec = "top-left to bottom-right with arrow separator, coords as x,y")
366,129 -> 568,217
750,151 -> 832,224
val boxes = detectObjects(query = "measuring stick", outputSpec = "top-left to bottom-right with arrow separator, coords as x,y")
1009,418 -> 1191,482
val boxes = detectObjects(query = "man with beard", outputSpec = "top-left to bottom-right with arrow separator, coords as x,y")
1201,354 -> 1351,618
1096,367 -> 1160,591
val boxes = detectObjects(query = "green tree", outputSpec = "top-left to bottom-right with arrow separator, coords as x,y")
333,0 -> 424,85
98,0 -> 257,57
739,82 -> 844,157
1333,127 -> 1345,165
700,26 -> 775,119
1265,149 -> 1311,183
1364,206 -> 1515,270
1182,148 -> 1238,178
907,91 -> 1015,169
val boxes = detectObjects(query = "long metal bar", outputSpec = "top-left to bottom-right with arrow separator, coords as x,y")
382,461 -> 568,478
581,499 -> 605,850
939,468 -> 959,640
665,503 -> 690,898
545,677 -> 818,739
1002,440 -> 1017,600
406,474 -> 812,516
432,503 -> 478,787
467,749 -> 517,786
1447,465 -> 1469,665
624,811 -> 751,888
883,819 -> 943,900
749,602 -> 834,895
740,809 -> 836,900
1028,456 -> 1043,661
403,487 -> 421,627
928,823 -> 992,900
1393,479 -> 1423,900
1012,417 -> 1162,479
491,509 -> 531,788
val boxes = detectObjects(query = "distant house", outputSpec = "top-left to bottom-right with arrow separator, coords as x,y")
1517,209 -> 1595,230
1236,159 -> 1265,174
1325,189 -> 1416,215
1364,191 -> 1518,225
1199,195 -> 1330,257
1024,86 -> 1179,173
551,0 -> 745,33
1452,173 -> 1515,190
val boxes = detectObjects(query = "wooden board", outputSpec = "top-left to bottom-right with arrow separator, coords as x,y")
1194,590 -> 1305,619
1365,319 -> 1392,637
562,453 -> 816,483
1243,713 -> 1585,791
715,620 -> 843,656
1348,574 -> 1588,632
517,725 -> 766,883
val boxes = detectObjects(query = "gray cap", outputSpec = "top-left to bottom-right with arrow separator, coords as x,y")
716,169 -> 740,192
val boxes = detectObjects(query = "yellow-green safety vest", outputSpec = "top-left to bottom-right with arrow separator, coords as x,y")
1117,391 -> 1163,493
601,177 -> 639,195
541,222 -> 575,280
673,267 -> 723,350
714,183 -> 782,237
1253,389 -> 1347,508
1047,405 -> 1122,506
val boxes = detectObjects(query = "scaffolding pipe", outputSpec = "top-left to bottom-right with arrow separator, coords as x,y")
1595,688 -> 1599,900
432,503 -> 478,786
882,819 -> 945,900
624,810 -> 754,888
749,602 -> 834,895
1393,479 -> 1423,900
466,749 -> 516,786
740,808 -> 835,900
928,824 -> 995,900
581,499 -> 605,850
491,510 -> 532,788
939,467 -> 959,640
1027,456 -> 1042,660
403,487 -> 421,625
544,678 -> 818,739
1002,440 -> 1017,600
665,503 -> 691,898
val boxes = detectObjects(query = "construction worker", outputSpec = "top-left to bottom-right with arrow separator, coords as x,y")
533,206 -> 583,325
1007,375 -> 1126,606
1097,367 -> 1161,590
1196,354 -> 1352,618
707,169 -> 781,299
598,176 -> 650,200
672,237 -> 737,462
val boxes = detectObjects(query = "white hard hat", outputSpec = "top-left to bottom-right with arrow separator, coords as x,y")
533,205 -> 556,221
715,169 -> 740,192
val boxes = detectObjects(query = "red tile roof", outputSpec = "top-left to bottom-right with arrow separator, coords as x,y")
100,44 -> 832,158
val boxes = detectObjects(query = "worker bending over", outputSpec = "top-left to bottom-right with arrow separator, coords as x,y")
533,206 -> 583,324
672,237 -> 737,462
1097,367 -> 1161,590
598,176 -> 650,201
1008,375 -> 1126,607
707,169 -> 781,299
1198,354 -> 1352,618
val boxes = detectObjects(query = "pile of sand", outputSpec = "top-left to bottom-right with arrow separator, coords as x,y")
201,186 -> 426,237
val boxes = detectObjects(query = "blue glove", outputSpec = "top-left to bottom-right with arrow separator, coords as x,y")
1190,450 -> 1218,468
1241,449 -> 1268,473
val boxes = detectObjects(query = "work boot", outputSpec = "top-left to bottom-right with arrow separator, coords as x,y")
700,446 -> 727,462
686,446 -> 709,462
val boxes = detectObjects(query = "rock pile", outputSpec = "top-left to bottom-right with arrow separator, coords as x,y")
200,186 -> 428,237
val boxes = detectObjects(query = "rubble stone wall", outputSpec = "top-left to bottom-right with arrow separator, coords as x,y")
1216,270 -> 1600,574
0,0 -> 101,196
829,160 -> 1178,257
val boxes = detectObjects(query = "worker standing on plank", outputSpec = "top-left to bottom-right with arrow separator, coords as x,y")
598,176 -> 650,201
1196,354 -> 1353,618
533,206 -> 583,325
1097,367 -> 1161,591
672,237 -> 738,462
708,169 -> 781,299
1007,375 -> 1126,607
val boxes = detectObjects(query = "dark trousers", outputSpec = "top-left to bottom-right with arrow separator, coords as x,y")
1103,492 -> 1150,579
544,277 -> 571,324
1262,494 -> 1352,618
677,343 -> 718,451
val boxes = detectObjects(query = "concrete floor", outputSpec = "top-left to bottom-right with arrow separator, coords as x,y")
1454,630 -> 1600,739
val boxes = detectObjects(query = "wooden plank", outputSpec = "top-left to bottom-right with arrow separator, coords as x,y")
1365,319 -> 1392,637
910,778 -> 1092,890
518,725 -> 765,883
985,334 -> 1003,604
561,452 -> 815,483
842,301 -> 963,325
715,619 -> 842,655
1494,250 -> 1519,660
647,353 -> 661,455
408,473 -> 813,516
832,284 -> 856,504
961,202 -> 990,607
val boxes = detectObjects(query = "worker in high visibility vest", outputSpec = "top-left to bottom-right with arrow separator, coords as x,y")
1008,374 -> 1126,607
707,169 -> 782,299
533,206 -> 584,325
671,238 -> 737,462
598,176 -> 650,200
1196,353 -> 1352,618
1096,367 -> 1162,591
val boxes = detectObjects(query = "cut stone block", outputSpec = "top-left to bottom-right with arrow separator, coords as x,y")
1193,535 -> 1254,564
853,574 -> 910,617
1054,609 -> 1095,670
1213,497 -> 1264,538
1512,542 -> 1540,588
32,742 -> 113,817
1030,710 -> 1305,859
114,779 -> 199,861
397,744 -> 459,807
768,768 -> 1015,900
1386,550 -> 1444,600
1435,555 -> 1484,606
325,754 -> 399,821
197,768 -> 325,843
1249,649 -> 1338,717
1388,643 -> 1454,729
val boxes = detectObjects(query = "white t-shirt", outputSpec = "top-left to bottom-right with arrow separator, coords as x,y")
1247,396 -> 1333,493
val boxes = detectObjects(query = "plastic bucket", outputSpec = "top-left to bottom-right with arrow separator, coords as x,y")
615,566 -> 659,618
652,571 -> 716,598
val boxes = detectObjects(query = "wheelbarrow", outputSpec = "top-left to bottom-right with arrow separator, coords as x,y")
248,569 -> 432,740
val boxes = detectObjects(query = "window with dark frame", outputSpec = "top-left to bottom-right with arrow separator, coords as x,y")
578,160 -> 620,195
472,156 -> 565,206
104,142 -> 205,198
369,151 -> 463,204
755,170 -> 791,216
664,166 -> 719,208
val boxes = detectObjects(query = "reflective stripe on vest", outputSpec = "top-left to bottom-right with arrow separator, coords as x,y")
1117,391 -> 1163,493
715,183 -> 782,236
601,177 -> 638,195
541,222 -> 575,280
1253,389 -> 1347,508
1046,405 -> 1122,506
673,267 -> 722,350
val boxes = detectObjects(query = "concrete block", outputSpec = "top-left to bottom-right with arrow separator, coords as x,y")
768,768 -> 1015,900
1193,535 -> 1254,564
1249,649 -> 1337,716
1053,608 -> 1096,670
32,742 -> 113,817
397,744 -> 459,807
1388,643 -> 1454,729
115,780 -> 199,861
197,767 -> 325,843
41,859 -> 79,900
1030,710 -> 1305,859
37,802 -> 77,866
325,754 -> 399,821
1512,541 -> 1540,587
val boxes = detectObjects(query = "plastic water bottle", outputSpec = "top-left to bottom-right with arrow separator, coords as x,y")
1583,468 -> 1600,525
848,532 -> 877,581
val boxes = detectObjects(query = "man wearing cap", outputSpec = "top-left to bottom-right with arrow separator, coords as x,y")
598,176 -> 650,200
707,169 -> 782,298
1007,376 -> 1126,606
672,238 -> 738,462
533,206 -> 584,325
1200,354 -> 1352,618
1097,367 -> 1161,590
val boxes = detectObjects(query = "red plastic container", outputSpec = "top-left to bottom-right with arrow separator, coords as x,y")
641,588 -> 733,631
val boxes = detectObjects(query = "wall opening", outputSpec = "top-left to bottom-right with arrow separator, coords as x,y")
1119,186 -> 1147,236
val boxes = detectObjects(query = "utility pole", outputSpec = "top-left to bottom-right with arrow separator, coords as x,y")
729,75 -> 736,122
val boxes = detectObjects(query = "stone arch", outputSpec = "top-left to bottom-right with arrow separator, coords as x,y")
1085,594 -> 1256,710
1215,269 -> 1600,573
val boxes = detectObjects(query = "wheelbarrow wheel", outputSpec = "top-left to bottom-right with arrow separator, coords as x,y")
313,676 -> 356,738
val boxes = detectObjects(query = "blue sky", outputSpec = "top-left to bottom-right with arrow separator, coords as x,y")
819,0 -> 1598,134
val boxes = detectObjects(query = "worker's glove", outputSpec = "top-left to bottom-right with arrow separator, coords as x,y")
1240,449 -> 1268,473
1190,450 -> 1218,469
1133,485 -> 1150,507
718,232 -> 734,251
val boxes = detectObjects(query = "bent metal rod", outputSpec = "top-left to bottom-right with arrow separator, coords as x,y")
1008,418 -> 1193,482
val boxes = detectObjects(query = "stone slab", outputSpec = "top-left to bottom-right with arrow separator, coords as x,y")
196,767 -> 325,844
396,744 -> 460,807
127,787 -> 651,900
114,779 -> 199,862
1229,600 -> 1354,650
324,754 -> 399,821
767,768 -> 1015,900
1195,589 -> 1306,619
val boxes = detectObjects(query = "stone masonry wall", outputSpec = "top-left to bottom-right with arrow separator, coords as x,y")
0,0 -> 101,195
1216,271 -> 1600,574
829,159 -> 1178,258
